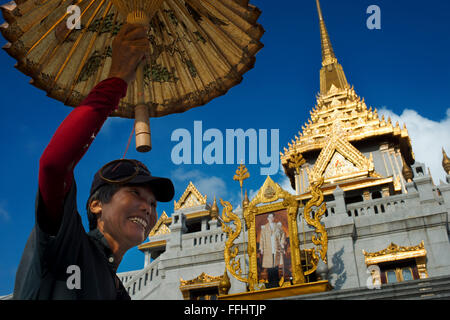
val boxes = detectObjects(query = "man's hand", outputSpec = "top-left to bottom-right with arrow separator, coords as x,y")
108,23 -> 149,84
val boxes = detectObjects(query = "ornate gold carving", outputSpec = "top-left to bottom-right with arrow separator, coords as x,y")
179,271 -> 230,299
280,69 -> 414,186
245,176 -> 305,290
263,185 -> 276,199
221,175 -> 329,293
148,211 -> 170,237
288,152 -> 306,174
363,241 -> 427,265
233,163 -> 250,189
305,128 -> 374,185
302,177 -> 328,275
180,272 -> 224,286
220,198 -> 248,284
443,148 -> 450,174
174,182 -> 207,210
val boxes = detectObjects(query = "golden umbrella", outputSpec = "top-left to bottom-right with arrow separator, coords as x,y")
1,0 -> 264,152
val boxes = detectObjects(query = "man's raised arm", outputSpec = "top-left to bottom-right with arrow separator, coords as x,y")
38,24 -> 148,235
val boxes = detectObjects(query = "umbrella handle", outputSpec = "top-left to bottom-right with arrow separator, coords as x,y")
135,62 -> 151,153
124,10 -> 153,153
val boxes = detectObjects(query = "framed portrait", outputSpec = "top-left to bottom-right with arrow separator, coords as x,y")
255,209 -> 292,288
243,176 -> 304,290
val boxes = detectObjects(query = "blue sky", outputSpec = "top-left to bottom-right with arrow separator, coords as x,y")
0,0 -> 449,295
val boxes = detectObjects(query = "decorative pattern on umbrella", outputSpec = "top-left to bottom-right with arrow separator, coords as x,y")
1,0 -> 264,119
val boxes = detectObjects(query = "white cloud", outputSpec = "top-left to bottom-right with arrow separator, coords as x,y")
195,176 -> 227,202
379,108 -> 450,184
171,167 -> 204,183
0,201 -> 10,222
170,167 -> 230,204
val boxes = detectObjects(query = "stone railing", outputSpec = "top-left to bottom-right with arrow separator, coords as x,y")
121,256 -> 163,299
346,193 -> 410,218
296,191 -> 423,221
182,228 -> 227,249
118,269 -> 141,285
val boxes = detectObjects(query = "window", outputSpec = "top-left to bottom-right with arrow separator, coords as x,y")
386,270 -> 397,283
372,191 -> 382,199
189,288 -> 219,300
379,259 -> 419,284
402,268 -> 413,281
364,241 -> 428,285
180,272 -> 230,300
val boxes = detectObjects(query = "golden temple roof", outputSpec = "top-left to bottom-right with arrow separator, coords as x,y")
174,181 -> 208,210
281,1 -> 414,189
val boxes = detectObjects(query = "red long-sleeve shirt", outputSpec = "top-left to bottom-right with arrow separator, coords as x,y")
38,78 -> 128,230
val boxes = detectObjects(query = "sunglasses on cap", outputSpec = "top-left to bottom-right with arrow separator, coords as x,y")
90,159 -> 174,203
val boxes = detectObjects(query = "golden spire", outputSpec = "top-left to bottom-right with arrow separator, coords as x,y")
316,0 -> 336,66
210,196 -> 219,220
243,190 -> 249,207
443,148 -> 450,175
402,156 -> 413,182
218,268 -> 231,296
315,0 -> 349,94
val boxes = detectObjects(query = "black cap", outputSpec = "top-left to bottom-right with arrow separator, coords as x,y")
89,159 -> 174,202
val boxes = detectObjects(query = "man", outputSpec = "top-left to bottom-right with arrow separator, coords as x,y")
259,213 -> 286,287
13,24 -> 174,300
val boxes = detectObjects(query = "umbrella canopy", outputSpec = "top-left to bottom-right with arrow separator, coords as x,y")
0,0 -> 264,119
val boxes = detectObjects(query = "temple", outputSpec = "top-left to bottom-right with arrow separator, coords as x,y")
117,0 -> 450,299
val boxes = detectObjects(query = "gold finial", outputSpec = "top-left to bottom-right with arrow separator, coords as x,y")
443,148 -> 450,174
288,152 -> 306,175
210,196 -> 219,220
243,190 -> 249,207
316,0 -> 337,67
402,156 -> 413,182
233,163 -> 250,189
316,0 -> 324,21
218,268 -> 231,296
316,0 -> 349,94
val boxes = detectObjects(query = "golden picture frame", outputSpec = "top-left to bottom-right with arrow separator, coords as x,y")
243,176 -> 305,290
221,175 -> 328,292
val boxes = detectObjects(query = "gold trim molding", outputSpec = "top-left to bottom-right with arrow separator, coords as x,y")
218,280 -> 331,300
363,241 -> 427,265
174,182 -> 207,210
138,240 -> 166,251
179,271 -> 231,299
148,211 -> 170,237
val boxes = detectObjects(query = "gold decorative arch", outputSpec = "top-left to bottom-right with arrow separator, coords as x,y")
220,176 -> 329,292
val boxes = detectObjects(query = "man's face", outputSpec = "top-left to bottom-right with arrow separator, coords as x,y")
268,214 -> 274,223
96,185 -> 157,249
